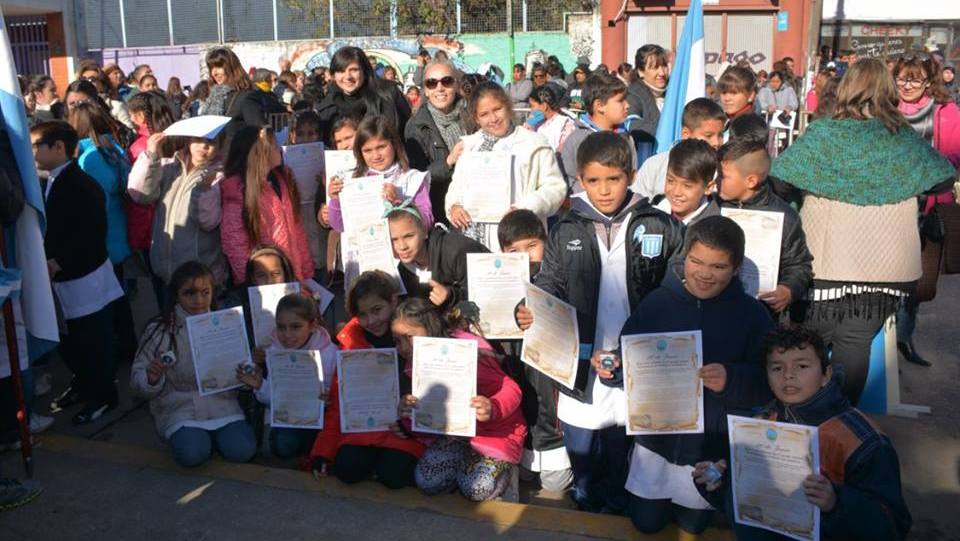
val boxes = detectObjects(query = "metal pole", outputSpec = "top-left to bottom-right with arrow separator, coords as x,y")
390,0 -> 398,38
456,0 -> 462,34
506,0 -> 515,69
215,0 -> 224,43
272,0 -> 279,41
522,0 -> 527,33
0,227 -> 32,478
328,0 -> 335,39
166,0 -> 174,45
118,0 -> 127,48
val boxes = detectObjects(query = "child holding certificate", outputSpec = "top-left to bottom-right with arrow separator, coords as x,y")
394,298 -> 526,502
386,205 -> 488,309
237,294 -> 338,459
693,326 -> 912,541
716,138 -> 813,317
446,81 -> 566,249
311,271 -> 425,489
130,261 -> 257,468
598,216 -> 774,535
516,132 -> 684,513
326,115 -> 434,231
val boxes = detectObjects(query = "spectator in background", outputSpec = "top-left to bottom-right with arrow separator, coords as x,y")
567,65 -> 589,109
75,59 -> 101,81
756,70 -> 799,114
28,75 -> 64,125
756,70 -> 769,89
405,86 -> 421,110
185,80 -> 210,118
104,64 -> 134,102
526,83 -> 575,153
89,71 -> 135,130
507,63 -> 533,106
943,65 -> 958,103
165,77 -> 187,120
129,64 -> 153,92
279,56 -> 292,73
627,44 -> 669,141
139,74 -> 159,93
275,70 -> 299,109
616,62 -> 634,86
805,68 -> 835,114
546,61 -> 568,89
412,48 -> 431,87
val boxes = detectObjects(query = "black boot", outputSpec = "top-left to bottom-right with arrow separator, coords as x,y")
898,341 -> 932,367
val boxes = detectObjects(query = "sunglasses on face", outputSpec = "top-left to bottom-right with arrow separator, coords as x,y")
424,76 -> 456,90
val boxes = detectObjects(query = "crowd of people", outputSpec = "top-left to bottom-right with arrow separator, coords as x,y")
3,39 -> 959,539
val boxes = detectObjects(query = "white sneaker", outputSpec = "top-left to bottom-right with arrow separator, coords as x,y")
34,372 -> 52,397
29,414 -> 54,434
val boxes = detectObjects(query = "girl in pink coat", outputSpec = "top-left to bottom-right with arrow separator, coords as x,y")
220,125 -> 314,284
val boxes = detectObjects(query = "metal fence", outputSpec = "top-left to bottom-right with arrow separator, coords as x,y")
5,16 -> 50,76
82,0 -> 585,49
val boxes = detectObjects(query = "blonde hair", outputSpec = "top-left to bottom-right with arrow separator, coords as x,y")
832,58 -> 908,133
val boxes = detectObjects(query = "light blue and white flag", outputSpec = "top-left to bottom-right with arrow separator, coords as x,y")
0,12 -> 59,360
654,0 -> 706,153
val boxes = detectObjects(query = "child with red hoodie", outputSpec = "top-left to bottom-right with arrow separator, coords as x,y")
395,298 -> 526,502
310,271 -> 425,489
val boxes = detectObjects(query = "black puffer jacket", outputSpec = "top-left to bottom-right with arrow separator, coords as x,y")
316,79 -> 411,144
404,103 -> 462,225
534,193 -> 685,400
625,80 -> 661,140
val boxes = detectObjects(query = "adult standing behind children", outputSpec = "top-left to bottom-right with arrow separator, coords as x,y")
446,82 -> 566,250
404,60 -> 467,226
316,47 -> 411,145
771,58 -> 956,405
201,48 -> 268,134
891,53 -> 960,367
626,45 -> 669,142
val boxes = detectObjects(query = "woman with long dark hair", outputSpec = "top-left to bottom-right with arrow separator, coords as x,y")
201,47 -> 270,132
315,46 -> 411,143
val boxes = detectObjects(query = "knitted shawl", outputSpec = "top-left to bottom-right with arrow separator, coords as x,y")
770,118 -> 955,206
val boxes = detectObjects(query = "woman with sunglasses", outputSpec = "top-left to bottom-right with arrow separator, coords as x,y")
890,53 -> 960,368
315,46 -> 411,145
404,60 -> 467,226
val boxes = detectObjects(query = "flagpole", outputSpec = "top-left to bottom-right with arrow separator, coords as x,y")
0,225 -> 32,478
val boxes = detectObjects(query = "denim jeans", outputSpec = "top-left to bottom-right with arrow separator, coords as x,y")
268,427 -> 317,459
561,422 -> 630,513
169,420 -> 257,467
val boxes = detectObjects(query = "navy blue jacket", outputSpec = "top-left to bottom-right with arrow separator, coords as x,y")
603,260 -> 775,465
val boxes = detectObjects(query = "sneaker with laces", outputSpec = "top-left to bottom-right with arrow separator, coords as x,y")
0,478 -> 42,512
29,414 -> 54,434
71,400 -> 117,425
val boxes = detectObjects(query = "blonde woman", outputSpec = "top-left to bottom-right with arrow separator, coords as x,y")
220,125 -> 314,284
771,58 -> 955,403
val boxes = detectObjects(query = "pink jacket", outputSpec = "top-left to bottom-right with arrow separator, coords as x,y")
126,124 -> 156,251
451,329 -> 527,464
220,167 -> 315,284
900,97 -> 960,170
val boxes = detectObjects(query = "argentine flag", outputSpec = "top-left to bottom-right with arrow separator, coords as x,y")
0,12 -> 59,361
654,0 -> 706,153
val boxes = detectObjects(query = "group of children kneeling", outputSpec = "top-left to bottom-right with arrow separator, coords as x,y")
121,123 -> 908,540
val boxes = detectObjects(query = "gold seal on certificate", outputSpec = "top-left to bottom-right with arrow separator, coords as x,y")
728,415 -> 821,541
337,349 -> 400,433
411,337 -> 478,437
267,350 -> 325,429
467,253 -> 529,339
621,331 -> 704,435
186,307 -> 252,396
519,283 -> 579,389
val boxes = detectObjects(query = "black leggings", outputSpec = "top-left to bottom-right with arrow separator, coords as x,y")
332,445 -> 418,489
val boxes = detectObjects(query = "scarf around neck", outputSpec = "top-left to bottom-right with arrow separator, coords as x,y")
478,124 -> 516,152
770,118 -> 955,206
899,96 -> 937,143
426,99 -> 465,151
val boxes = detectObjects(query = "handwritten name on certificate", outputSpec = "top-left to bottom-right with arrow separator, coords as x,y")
411,337 -> 477,437
337,349 -> 399,433
728,415 -> 820,541
721,208 -> 784,297
621,331 -> 704,435
324,150 -> 357,188
248,282 -> 301,347
467,253 -> 529,339
520,283 -> 579,389
282,142 -> 325,202
459,151 -> 513,223
340,175 -> 386,233
186,307 -> 252,396
267,350 -> 324,429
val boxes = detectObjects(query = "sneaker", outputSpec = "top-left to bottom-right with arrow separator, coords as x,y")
50,385 -> 82,412
70,400 -> 117,425
33,371 -> 52,397
29,414 -> 54,434
0,478 -> 42,512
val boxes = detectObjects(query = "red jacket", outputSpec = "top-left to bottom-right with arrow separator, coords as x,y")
310,318 -> 427,463
126,125 -> 155,251
220,167 -> 314,284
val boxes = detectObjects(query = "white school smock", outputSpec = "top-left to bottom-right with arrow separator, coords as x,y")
556,213 -> 632,430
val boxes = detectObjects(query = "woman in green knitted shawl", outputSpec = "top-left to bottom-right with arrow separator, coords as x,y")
770,58 -> 955,405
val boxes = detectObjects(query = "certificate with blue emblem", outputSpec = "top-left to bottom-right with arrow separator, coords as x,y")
337,349 -> 400,433
268,349 -> 325,429
467,253 -> 530,339
411,337 -> 477,437
621,331 -> 703,435
186,307 -> 252,396
728,415 -> 820,541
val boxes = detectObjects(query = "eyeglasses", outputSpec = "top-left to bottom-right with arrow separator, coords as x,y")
67,99 -> 89,109
424,76 -> 455,90
895,78 -> 927,89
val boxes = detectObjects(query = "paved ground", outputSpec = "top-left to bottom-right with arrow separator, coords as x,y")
2,271 -> 958,540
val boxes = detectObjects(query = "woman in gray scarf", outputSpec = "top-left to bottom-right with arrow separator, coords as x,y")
404,60 -> 467,226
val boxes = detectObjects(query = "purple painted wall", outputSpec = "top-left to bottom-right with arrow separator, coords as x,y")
95,45 -> 205,89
